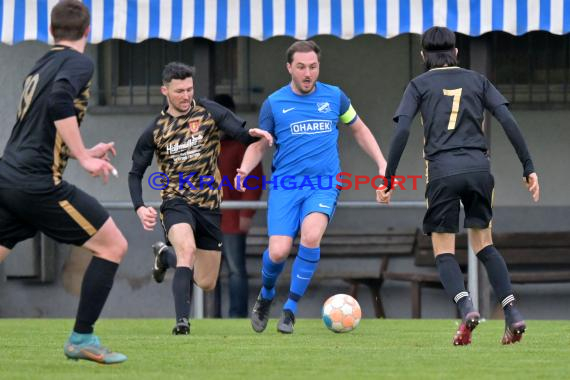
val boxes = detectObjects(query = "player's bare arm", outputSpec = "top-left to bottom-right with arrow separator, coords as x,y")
248,128 -> 274,147
348,117 -> 387,176
235,139 -> 271,192
378,114 -> 414,204
87,142 -> 117,161
68,141 -> 116,160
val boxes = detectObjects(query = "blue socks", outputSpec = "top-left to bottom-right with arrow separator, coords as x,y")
260,249 -> 286,300
69,332 -> 94,345
283,245 -> 320,315
260,245 -> 321,315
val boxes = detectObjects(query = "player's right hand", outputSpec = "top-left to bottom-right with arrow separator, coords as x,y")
234,168 -> 249,192
136,206 -> 158,231
248,128 -> 274,147
79,156 -> 117,184
88,141 -> 117,161
525,172 -> 540,202
376,189 -> 392,204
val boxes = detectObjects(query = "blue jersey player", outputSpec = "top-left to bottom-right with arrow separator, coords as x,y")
236,41 -> 387,333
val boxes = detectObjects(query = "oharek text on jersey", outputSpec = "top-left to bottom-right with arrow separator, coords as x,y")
290,120 -> 333,135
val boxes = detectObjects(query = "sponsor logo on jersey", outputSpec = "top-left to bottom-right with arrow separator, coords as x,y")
166,134 -> 203,154
290,119 -> 333,135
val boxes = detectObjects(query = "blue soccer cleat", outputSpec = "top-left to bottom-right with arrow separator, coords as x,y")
64,333 -> 127,364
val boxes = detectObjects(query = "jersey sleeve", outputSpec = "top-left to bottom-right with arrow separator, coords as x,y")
258,99 -> 275,135
48,54 -> 94,122
393,82 -> 421,122
128,121 -> 157,210
338,89 -> 358,125
203,98 -> 246,130
201,98 -> 256,145
54,54 -> 94,97
482,76 -> 509,112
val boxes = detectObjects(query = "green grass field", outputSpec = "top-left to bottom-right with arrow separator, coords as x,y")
0,319 -> 568,380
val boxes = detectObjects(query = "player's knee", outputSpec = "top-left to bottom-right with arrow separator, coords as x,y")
196,276 -> 216,291
269,247 -> 290,262
116,235 -> 128,258
175,245 -> 196,266
470,229 -> 493,253
268,239 -> 291,261
109,234 -> 128,262
300,233 -> 322,248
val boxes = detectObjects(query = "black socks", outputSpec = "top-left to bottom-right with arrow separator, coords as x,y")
172,267 -> 194,321
74,257 -> 119,334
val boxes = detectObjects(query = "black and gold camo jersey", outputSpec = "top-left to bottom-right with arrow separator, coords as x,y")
129,99 -> 255,210
0,45 -> 93,191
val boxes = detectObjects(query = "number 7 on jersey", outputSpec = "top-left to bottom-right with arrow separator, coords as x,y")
443,88 -> 462,130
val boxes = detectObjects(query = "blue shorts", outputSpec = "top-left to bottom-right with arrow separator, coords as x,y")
267,186 -> 340,237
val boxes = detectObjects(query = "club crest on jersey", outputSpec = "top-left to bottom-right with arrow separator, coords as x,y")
317,102 -> 331,113
188,120 -> 201,133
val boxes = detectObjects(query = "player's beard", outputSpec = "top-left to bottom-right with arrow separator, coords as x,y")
294,77 -> 316,94
168,95 -> 191,115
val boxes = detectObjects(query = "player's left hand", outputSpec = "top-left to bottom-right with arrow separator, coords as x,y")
376,189 -> 392,204
88,142 -> 117,162
524,172 -> 540,202
248,128 -> 273,147
234,168 -> 248,192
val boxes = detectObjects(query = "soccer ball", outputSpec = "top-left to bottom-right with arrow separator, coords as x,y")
322,294 -> 362,333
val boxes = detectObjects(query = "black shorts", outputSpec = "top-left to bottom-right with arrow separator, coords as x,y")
160,198 -> 222,251
0,182 -> 109,249
423,171 -> 494,235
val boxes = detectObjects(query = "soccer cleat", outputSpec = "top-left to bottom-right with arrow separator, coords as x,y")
251,292 -> 273,333
502,306 -> 526,345
277,309 -> 296,334
502,321 -> 526,344
453,311 -> 480,346
64,334 -> 127,364
152,241 -> 169,283
172,318 -> 190,335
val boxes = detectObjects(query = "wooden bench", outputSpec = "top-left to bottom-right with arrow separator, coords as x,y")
243,228 -> 418,318
383,230 -> 570,318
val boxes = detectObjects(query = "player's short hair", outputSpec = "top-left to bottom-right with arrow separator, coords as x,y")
286,40 -> 321,64
162,62 -> 195,85
50,0 -> 90,42
213,94 -> 236,112
421,26 -> 458,70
